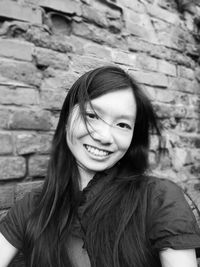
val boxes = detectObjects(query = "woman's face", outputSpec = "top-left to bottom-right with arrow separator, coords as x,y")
66,88 -> 136,177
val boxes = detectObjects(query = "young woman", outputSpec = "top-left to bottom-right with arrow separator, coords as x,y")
0,66 -> 200,267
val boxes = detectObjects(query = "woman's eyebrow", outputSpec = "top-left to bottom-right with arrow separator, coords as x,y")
117,114 -> 136,121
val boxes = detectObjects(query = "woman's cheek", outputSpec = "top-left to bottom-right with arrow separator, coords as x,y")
117,133 -> 133,152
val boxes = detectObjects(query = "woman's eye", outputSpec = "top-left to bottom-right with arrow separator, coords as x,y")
86,112 -> 99,120
117,123 -> 132,130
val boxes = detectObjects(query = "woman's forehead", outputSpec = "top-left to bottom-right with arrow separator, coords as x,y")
70,88 -> 136,120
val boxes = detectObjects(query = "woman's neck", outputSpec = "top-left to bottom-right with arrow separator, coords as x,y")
78,166 -> 96,190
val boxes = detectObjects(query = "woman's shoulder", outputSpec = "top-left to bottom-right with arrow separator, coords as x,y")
143,176 -> 193,217
14,187 -> 42,213
145,175 -> 182,196
140,175 -> 189,210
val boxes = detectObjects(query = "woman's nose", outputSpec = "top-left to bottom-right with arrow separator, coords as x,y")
91,125 -> 114,144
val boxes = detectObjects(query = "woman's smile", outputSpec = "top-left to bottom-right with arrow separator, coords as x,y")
84,144 -> 112,158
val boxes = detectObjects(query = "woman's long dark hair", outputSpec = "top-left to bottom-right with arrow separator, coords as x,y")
24,66 -> 161,267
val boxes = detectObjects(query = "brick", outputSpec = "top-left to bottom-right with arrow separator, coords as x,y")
28,155 -> 49,177
157,60 -> 176,76
64,35 -> 84,55
129,70 -> 168,87
172,92 -> 190,106
177,66 -> 195,80
83,43 -> 112,60
108,18 -> 122,33
72,21 -> 93,39
192,81 -> 200,95
161,132 -> 181,149
0,39 -> 34,61
0,86 -> 39,106
25,27 -> 73,53
154,103 -> 172,118
0,20 -> 29,37
15,181 -> 43,201
152,20 -> 183,51
90,0 -> 121,16
15,132 -> 53,155
194,136 -> 200,148
190,163 -> 200,178
128,36 -> 153,53
0,74 -> 30,88
169,51 -> 193,68
169,78 -> 199,94
0,157 -> 26,180
112,50 -> 137,66
155,89 -> 175,103
186,108 -> 199,119
40,90 -> 67,110
41,71 -> 79,91
193,150 -> 200,161
39,0 -> 81,15
174,105 -> 193,119
172,148 -> 192,171
118,0 -> 145,12
69,55 -> 110,74
82,5 -> 108,28
0,109 -> 10,129
0,59 -> 42,87
149,45 -> 174,61
176,134 -> 200,149
72,22 -> 127,49
33,47 -> 69,70
126,22 -> 155,42
82,3 -> 122,33
149,44 -> 188,65
0,0 -> 42,24
177,119 -> 199,133
158,0 -> 178,11
0,185 -> 15,208
146,4 -> 179,23
162,117 -> 177,129
184,12 -> 195,32
154,103 -> 190,119
0,132 -> 13,154
124,9 -> 158,43
188,94 -> 200,107
10,110 -> 52,131
136,54 -> 158,72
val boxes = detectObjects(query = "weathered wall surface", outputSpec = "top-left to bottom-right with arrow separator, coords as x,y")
0,0 -> 200,266
0,0 -> 200,228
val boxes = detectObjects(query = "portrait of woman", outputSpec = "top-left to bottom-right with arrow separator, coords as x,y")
0,66 -> 200,267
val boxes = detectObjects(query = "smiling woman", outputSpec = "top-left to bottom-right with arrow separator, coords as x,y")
0,66 -> 200,267
66,88 -> 136,188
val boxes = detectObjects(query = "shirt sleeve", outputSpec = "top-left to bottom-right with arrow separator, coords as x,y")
0,193 -> 33,251
147,178 -> 200,256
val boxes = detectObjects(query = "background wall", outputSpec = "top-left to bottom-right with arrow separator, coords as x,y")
0,0 -> 200,257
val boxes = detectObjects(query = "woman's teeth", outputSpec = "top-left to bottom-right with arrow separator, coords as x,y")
85,145 -> 109,157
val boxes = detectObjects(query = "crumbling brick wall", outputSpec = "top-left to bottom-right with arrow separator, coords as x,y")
0,0 -> 200,265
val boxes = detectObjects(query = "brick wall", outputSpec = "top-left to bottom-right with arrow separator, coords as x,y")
0,0 -> 200,260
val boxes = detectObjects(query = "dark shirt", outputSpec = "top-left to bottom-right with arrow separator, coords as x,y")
0,169 -> 200,266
